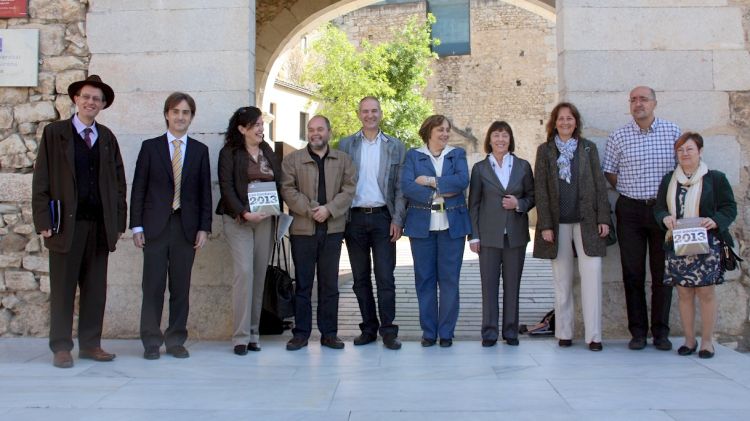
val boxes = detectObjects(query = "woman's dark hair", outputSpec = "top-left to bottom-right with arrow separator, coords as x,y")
545,102 -> 582,142
483,121 -> 515,154
674,131 -> 704,151
418,114 -> 451,144
225,106 -> 262,149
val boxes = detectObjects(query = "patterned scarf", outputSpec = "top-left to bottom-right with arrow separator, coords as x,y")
554,136 -> 578,184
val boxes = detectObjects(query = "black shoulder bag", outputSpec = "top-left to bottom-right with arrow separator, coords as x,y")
710,171 -> 742,272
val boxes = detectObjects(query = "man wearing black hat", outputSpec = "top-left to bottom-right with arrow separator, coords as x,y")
32,75 -> 127,368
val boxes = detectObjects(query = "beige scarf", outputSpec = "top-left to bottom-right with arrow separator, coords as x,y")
665,161 -> 708,238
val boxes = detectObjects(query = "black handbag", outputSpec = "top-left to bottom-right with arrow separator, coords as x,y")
263,237 -> 295,319
719,238 -> 743,272
606,212 -> 617,246
708,171 -> 742,272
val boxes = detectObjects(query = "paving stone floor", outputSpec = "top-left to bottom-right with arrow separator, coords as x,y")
3,238 -> 748,420
333,238 -> 554,340
0,336 -> 748,420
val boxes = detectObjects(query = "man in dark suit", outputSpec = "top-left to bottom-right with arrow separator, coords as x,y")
32,75 -> 127,368
130,92 -> 212,360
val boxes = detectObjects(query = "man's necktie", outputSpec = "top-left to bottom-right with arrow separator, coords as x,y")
83,128 -> 93,149
172,139 -> 183,210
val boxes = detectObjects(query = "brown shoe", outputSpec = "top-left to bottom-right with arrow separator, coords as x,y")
53,350 -> 74,368
79,347 -> 116,362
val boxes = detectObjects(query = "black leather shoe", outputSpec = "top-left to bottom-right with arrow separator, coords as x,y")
320,336 -> 345,349
558,339 -> 573,347
589,342 -> 603,352
421,338 -> 436,347
698,348 -> 715,359
143,346 -> 160,360
481,339 -> 497,347
353,333 -> 377,346
677,341 -> 698,356
247,342 -> 261,352
505,338 -> 519,346
653,337 -> 673,351
382,335 -> 402,350
439,338 -> 452,348
286,336 -> 308,351
234,345 -> 248,355
166,345 -> 190,358
628,337 -> 647,350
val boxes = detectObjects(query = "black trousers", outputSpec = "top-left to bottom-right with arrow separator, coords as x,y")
615,196 -> 672,339
49,220 -> 109,352
344,209 -> 398,337
139,213 -> 196,349
290,227 -> 343,339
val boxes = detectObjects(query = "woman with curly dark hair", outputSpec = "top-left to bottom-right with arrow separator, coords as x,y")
216,106 -> 281,355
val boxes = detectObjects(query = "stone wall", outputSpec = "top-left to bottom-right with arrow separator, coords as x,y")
727,0 -> 750,350
0,0 -> 252,340
333,0 -> 556,160
558,0 -> 750,350
0,0 -> 89,337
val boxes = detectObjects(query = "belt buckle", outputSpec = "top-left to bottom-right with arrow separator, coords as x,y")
431,203 -> 445,213
363,207 -> 374,214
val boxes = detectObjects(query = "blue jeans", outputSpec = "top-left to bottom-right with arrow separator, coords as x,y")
410,230 -> 465,340
290,228 -> 344,339
345,209 -> 398,337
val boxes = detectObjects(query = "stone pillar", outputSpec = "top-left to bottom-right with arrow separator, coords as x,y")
0,0 -> 90,337
82,0 -> 257,339
557,0 -> 750,345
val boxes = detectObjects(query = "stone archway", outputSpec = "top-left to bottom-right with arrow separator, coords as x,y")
255,0 -> 556,108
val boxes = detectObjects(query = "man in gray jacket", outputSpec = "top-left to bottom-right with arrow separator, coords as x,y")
338,97 -> 406,350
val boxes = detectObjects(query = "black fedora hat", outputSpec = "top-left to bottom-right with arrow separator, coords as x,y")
67,75 -> 115,109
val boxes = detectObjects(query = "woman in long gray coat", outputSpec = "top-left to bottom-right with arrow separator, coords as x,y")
533,102 -> 610,352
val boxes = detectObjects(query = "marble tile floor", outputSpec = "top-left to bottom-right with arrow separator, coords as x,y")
0,337 -> 748,421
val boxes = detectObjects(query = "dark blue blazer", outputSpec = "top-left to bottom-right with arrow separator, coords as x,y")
401,147 -> 471,239
129,134 -> 212,242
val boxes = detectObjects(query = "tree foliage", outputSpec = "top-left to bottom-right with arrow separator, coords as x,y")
303,15 -> 438,148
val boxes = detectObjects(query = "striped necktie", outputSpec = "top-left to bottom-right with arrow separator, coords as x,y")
83,128 -> 93,149
172,139 -> 183,210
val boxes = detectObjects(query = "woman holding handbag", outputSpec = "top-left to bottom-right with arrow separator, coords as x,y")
216,106 -> 282,355
654,132 -> 737,359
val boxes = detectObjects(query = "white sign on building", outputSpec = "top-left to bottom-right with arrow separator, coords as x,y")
0,29 -> 39,87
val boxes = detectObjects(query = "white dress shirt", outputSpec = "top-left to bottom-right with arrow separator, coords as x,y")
352,131 -> 386,208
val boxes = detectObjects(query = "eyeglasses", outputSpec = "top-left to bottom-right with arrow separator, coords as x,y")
77,94 -> 104,103
629,96 -> 653,104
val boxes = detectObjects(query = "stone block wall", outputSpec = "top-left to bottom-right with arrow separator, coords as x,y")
558,0 -> 750,350
333,0 -> 557,161
0,0 -> 251,341
0,0 -> 89,337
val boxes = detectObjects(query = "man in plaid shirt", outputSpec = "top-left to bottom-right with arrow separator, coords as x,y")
603,86 -> 680,352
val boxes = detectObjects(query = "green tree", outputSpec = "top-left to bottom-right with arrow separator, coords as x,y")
303,15 -> 438,148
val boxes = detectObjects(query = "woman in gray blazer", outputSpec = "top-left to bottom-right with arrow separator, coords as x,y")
469,121 -> 535,347
533,102 -> 610,352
